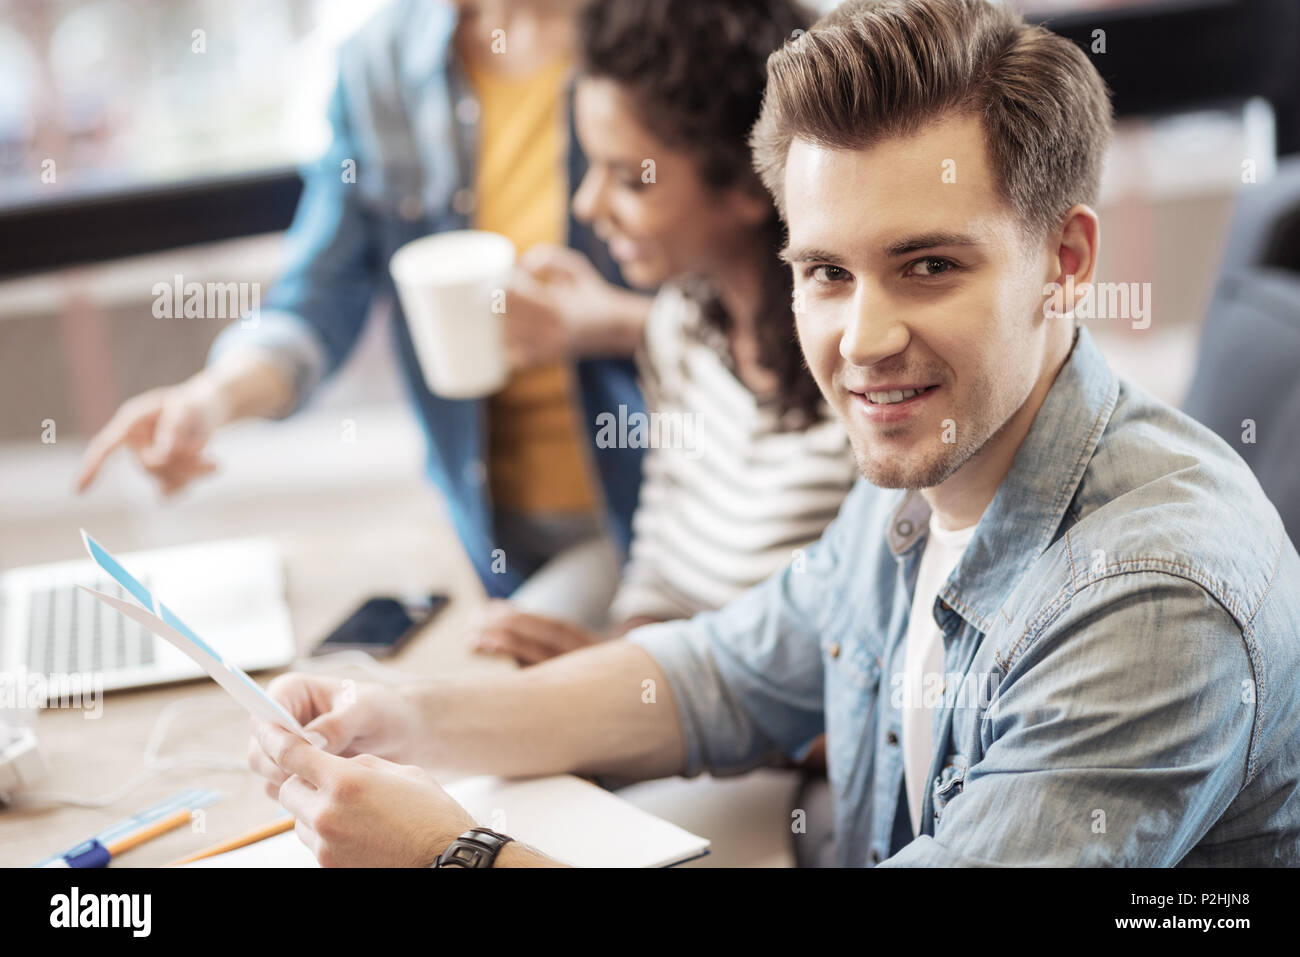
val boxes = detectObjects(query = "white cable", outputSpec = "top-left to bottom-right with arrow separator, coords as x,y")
12,653 -> 415,809
13,696 -> 249,809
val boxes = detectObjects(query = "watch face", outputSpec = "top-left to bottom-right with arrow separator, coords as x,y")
436,829 -> 512,867
440,843 -> 484,867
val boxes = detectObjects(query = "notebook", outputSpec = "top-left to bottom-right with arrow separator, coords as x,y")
186,773 -> 710,868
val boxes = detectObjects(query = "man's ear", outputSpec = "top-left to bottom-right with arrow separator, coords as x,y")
1045,204 -> 1101,312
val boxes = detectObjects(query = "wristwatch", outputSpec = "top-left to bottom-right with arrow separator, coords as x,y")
433,827 -> 515,868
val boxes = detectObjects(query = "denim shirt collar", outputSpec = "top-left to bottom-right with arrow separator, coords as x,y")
886,325 -> 1120,634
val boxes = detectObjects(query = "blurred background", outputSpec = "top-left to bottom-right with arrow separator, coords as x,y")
2,0 -> 1299,567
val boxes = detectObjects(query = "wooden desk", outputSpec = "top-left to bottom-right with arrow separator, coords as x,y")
0,482 -> 798,867
0,483 -> 517,867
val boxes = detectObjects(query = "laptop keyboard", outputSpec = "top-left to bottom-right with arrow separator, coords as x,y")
24,579 -> 157,676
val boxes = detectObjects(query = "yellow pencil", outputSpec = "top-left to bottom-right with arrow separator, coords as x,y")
166,815 -> 296,867
105,808 -> 194,858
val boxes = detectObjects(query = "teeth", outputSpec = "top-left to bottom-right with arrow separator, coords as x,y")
865,387 -> 926,405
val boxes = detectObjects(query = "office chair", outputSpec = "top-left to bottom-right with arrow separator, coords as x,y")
1181,156 -> 1300,546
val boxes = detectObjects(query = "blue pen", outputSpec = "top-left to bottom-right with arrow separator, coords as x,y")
33,787 -> 221,868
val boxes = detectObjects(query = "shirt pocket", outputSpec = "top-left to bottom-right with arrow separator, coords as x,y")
822,635 -> 881,799
930,753 -> 969,829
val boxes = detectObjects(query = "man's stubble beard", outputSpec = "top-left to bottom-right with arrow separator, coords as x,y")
844,377 -> 1020,492
849,423 -> 982,491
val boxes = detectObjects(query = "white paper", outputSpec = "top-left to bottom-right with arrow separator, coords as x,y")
77,529 -> 310,741
185,774 -> 710,868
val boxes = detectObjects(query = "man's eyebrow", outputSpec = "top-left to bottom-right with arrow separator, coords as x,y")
778,245 -> 845,265
884,232 -> 981,256
780,233 -> 982,265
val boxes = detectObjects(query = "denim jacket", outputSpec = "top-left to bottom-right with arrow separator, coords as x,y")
630,325 -> 1300,866
208,0 -> 645,595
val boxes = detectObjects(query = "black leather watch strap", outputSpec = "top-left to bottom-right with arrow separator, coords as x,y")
433,827 -> 515,868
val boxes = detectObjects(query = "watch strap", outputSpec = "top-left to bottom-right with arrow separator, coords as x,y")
434,827 -> 515,868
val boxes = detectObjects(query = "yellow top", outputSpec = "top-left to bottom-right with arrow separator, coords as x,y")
467,53 -> 596,515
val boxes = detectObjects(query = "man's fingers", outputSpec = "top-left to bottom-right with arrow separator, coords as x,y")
302,710 -> 354,755
277,773 -> 318,820
247,727 -> 291,787
254,721 -> 339,787
250,749 -> 290,789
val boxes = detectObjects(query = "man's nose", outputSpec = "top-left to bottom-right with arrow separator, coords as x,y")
840,289 -> 909,367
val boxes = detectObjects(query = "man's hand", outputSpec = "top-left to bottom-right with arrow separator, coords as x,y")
503,244 -> 651,369
75,350 -> 293,496
75,382 -> 222,496
468,600 -> 601,666
253,722 -> 477,867
248,674 -> 426,796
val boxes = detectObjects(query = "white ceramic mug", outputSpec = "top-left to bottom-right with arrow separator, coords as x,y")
389,230 -> 516,399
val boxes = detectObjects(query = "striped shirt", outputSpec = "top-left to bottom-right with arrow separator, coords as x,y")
609,280 -> 858,623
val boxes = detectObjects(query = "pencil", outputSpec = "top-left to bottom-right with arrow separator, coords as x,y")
166,815 -> 296,866
105,808 -> 194,858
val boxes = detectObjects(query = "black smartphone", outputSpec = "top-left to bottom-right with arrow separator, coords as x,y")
311,594 -> 450,658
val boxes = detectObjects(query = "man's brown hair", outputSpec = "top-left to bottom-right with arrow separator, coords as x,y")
750,0 -> 1114,235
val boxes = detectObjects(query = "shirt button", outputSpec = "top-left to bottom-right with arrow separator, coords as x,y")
886,730 -> 899,746
452,188 -> 476,216
896,519 -> 914,537
828,643 -> 840,659
455,96 -> 481,125
463,460 -> 486,486
398,195 -> 423,221
870,849 -> 881,864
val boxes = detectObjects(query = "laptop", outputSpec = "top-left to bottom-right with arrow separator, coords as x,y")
1,538 -> 296,697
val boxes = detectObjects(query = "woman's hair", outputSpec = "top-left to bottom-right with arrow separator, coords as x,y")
578,0 -> 823,426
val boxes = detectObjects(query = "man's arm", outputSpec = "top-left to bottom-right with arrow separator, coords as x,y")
405,494 -> 846,783
409,639 -> 690,781
881,572 -> 1255,866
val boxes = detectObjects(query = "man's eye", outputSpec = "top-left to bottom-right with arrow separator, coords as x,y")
906,257 -> 957,278
811,264 -> 849,283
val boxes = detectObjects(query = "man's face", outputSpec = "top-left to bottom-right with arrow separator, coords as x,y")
783,113 -> 1054,490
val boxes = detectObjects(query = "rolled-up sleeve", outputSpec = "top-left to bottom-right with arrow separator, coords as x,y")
626,501 -> 849,778
881,572 -> 1254,866
207,77 -> 374,417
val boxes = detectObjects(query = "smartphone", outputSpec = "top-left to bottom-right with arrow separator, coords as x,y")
311,594 -> 449,658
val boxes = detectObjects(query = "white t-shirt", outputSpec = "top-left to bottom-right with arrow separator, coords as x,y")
901,512 -> 977,836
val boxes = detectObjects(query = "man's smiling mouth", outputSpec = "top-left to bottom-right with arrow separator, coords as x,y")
859,385 -> 940,405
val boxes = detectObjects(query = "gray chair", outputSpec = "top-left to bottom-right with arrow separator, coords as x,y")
1182,157 -> 1300,545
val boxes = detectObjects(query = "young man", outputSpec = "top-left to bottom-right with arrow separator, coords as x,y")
249,0 -> 1300,867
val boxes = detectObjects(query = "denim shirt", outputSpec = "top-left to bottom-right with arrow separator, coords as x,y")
630,325 -> 1300,866
208,0 -> 645,595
